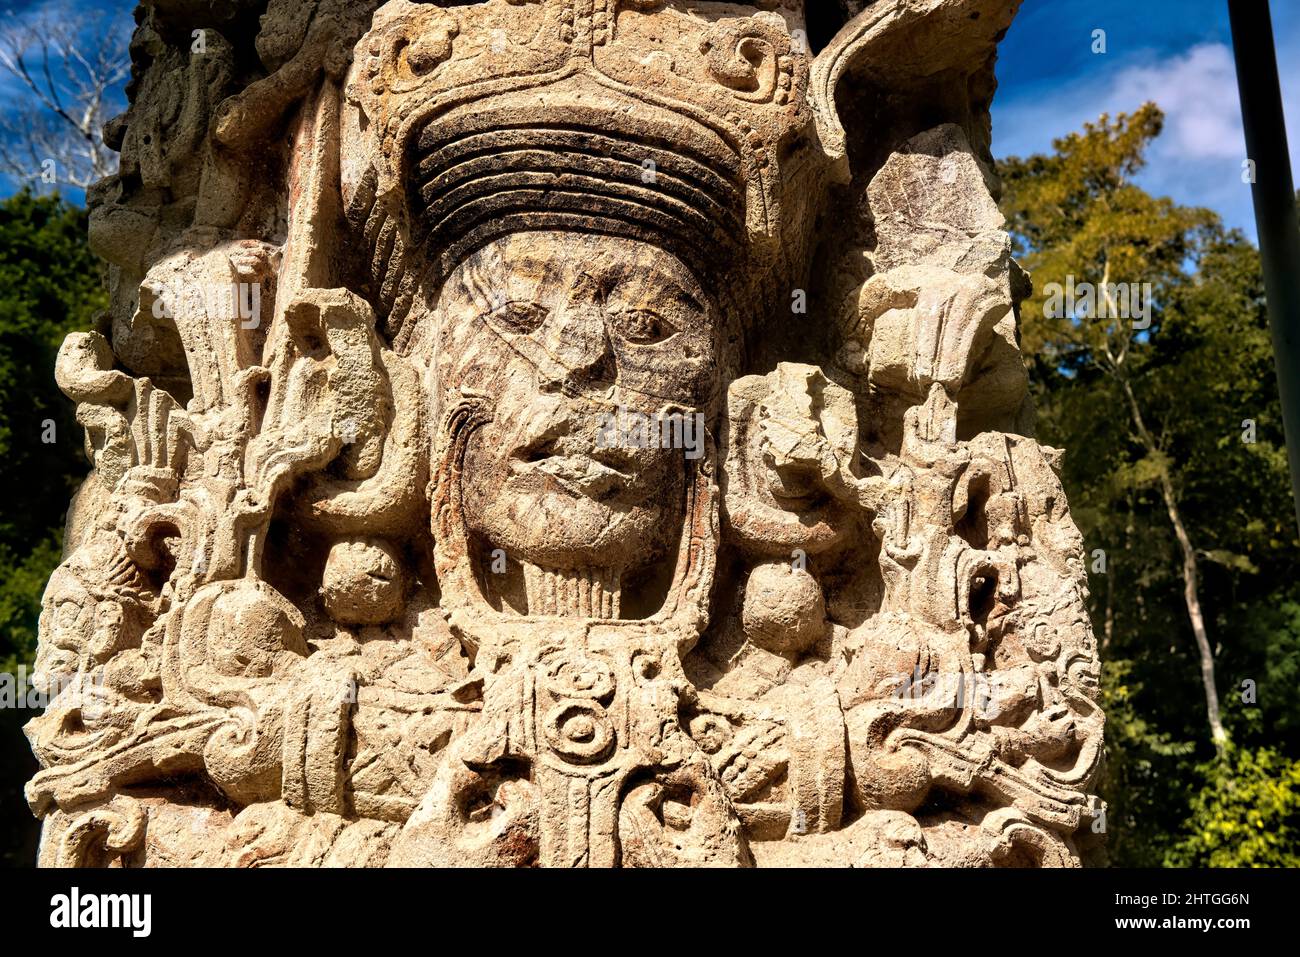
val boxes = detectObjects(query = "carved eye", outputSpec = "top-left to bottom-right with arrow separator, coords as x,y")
486,300 -> 548,335
608,309 -> 678,345
55,602 -> 82,631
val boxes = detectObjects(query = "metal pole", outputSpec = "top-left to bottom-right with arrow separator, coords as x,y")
1228,0 -> 1300,533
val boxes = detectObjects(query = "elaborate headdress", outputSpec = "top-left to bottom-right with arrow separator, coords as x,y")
341,0 -> 826,346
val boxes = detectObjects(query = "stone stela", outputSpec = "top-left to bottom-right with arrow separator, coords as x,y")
25,0 -> 1104,868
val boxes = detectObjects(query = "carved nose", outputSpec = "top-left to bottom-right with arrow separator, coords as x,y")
537,307 -> 615,393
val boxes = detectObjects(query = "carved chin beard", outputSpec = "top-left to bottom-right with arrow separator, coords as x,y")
459,428 -> 686,576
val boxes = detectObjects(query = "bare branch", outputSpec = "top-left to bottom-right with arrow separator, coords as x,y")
0,3 -> 130,192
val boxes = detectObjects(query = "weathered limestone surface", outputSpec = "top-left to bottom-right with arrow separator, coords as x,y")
27,0 -> 1104,867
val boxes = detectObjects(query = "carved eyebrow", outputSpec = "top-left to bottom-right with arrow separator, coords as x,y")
506,254 -> 551,278
605,267 -> 707,312
611,277 -> 704,315
668,282 -> 705,313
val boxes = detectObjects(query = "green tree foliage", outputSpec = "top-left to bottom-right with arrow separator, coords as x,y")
1168,742 -> 1300,868
0,190 -> 101,671
998,106 -> 1300,866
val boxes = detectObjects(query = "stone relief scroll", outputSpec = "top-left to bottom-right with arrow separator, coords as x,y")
27,0 -> 1103,868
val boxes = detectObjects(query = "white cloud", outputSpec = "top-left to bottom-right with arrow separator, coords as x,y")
993,38 -> 1300,238
994,43 -> 1247,161
1109,44 -> 1242,159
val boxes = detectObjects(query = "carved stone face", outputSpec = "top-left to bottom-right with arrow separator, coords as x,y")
426,231 -> 716,573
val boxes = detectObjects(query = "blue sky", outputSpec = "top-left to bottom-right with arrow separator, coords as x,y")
0,0 -> 131,202
1,0 -> 1297,240
992,0 -> 1300,240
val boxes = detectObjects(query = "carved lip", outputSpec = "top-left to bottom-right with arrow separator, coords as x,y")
510,452 -> 631,498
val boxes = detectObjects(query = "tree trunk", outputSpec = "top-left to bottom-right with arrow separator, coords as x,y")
1119,377 -> 1228,755
1102,557 -> 1114,653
